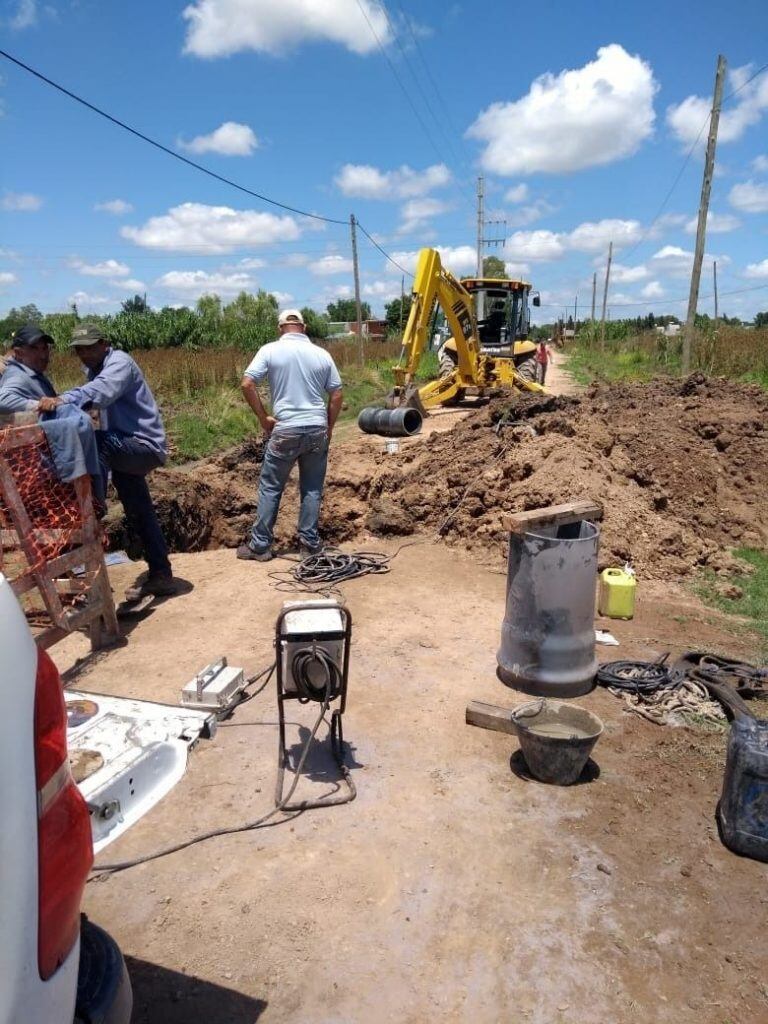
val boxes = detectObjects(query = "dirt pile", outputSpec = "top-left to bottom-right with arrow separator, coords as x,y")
369,375 -> 768,577
112,374 -> 768,579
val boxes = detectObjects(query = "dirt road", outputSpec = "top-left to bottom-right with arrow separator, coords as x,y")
56,535 -> 767,1024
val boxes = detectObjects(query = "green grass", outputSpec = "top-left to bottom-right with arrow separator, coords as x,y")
695,548 -> 768,656
565,343 -> 670,385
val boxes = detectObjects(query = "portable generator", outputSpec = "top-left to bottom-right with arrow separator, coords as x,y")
274,599 -> 355,810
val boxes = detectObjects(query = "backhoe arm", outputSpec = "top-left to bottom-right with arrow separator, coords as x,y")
389,248 -> 481,408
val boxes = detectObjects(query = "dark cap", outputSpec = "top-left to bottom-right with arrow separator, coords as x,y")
70,322 -> 107,347
11,324 -> 54,348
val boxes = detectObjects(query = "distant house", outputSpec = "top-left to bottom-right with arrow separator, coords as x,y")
328,319 -> 388,340
656,323 -> 681,338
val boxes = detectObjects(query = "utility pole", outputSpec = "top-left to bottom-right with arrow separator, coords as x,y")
713,260 -> 719,326
591,273 -> 597,322
476,175 -> 484,278
600,241 -> 613,349
350,213 -> 364,366
683,54 -> 727,374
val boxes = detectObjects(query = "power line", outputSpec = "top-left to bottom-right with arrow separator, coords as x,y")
355,221 -> 413,277
538,280 -> 768,310
0,48 -> 347,226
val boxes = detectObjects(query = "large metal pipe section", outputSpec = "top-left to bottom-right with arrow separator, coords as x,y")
357,406 -> 423,437
497,519 -> 600,697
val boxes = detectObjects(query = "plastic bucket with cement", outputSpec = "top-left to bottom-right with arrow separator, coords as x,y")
511,699 -> 603,785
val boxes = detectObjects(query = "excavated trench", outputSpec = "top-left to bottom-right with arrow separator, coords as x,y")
109,375 -> 768,580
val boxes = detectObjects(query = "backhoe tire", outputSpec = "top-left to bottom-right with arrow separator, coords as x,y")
438,349 -> 465,406
515,355 -> 539,384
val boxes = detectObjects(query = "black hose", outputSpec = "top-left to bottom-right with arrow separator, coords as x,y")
292,647 -> 343,703
597,659 -> 676,695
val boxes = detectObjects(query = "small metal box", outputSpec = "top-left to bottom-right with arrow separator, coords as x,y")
280,600 -> 345,695
181,657 -> 245,711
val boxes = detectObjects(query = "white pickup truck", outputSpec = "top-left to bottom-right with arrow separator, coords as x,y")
0,574 -> 214,1024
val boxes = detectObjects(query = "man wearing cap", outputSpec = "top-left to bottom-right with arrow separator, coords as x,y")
0,324 -> 58,413
238,309 -> 343,561
38,323 -> 175,598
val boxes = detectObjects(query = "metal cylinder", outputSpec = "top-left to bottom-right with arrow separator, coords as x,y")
357,406 -> 422,437
497,519 -> 599,697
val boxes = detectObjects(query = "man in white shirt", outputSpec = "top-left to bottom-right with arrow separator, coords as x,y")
238,309 -> 343,561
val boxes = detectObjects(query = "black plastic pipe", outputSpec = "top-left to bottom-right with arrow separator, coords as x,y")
357,406 -> 423,437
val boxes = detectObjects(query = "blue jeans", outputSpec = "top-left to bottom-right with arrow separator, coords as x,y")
250,426 -> 329,552
97,430 -> 172,576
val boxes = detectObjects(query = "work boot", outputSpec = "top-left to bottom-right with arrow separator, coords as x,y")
300,543 -> 324,559
124,572 -> 178,602
237,543 -> 273,562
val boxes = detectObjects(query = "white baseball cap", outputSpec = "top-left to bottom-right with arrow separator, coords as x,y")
278,308 -> 305,326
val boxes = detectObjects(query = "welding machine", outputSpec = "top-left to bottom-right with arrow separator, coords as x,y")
274,599 -> 355,810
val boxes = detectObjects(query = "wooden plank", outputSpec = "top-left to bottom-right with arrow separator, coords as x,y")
502,499 -> 604,534
465,700 -> 518,736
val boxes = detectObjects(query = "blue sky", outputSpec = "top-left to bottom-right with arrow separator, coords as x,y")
1,0 -> 768,323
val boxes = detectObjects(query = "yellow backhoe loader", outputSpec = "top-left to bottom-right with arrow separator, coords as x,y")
358,248 -> 545,436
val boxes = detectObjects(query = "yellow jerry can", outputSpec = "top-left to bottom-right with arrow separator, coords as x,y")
598,567 -> 636,620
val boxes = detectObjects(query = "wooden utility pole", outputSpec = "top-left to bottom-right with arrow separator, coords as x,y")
600,241 -> 613,348
350,213 -> 364,366
713,260 -> 719,326
591,272 -> 597,321
683,54 -> 727,373
476,175 -> 484,278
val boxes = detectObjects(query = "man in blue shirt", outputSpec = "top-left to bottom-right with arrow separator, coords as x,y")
39,323 -> 175,598
0,324 -> 58,412
238,309 -> 343,561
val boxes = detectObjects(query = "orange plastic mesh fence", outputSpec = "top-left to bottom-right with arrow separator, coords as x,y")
0,435 -> 85,574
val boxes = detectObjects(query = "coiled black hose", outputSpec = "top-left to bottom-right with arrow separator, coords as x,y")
597,659 -> 676,695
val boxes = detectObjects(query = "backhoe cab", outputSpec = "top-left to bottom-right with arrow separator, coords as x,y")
359,248 -> 545,430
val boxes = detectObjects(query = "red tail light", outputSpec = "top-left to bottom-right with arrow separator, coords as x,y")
34,648 -> 93,980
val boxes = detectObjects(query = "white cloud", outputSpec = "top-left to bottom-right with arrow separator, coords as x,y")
69,291 -> 112,308
280,253 -> 311,267
183,0 -> 391,58
744,259 -> 768,279
506,199 -> 555,229
505,184 -> 529,204
467,44 -> 657,175
9,0 -> 37,30
610,262 -> 649,284
667,63 -> 768,147
504,262 -> 531,279
389,244 -> 478,276
566,218 -> 643,253
641,280 -> 664,299
121,202 -> 300,252
115,278 -> 146,292
753,155 -> 768,173
0,271 -> 18,287
335,162 -> 451,200
362,279 -> 401,299
650,244 -> 727,278
178,121 -> 258,156
234,257 -> 266,269
69,258 -> 131,278
684,211 -> 741,234
398,196 -> 450,234
505,230 -> 565,261
1,191 -> 43,211
309,254 -> 353,276
271,291 -> 294,305
155,269 -> 257,296
94,199 -> 133,215
728,180 -> 768,214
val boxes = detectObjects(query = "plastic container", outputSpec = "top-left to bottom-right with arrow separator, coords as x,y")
718,716 -> 768,863
497,519 -> 600,698
598,567 -> 636,620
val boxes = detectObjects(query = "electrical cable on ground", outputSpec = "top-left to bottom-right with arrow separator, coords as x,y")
596,659 -> 676,695
268,541 -> 426,595
90,682 -> 334,878
0,48 -> 346,226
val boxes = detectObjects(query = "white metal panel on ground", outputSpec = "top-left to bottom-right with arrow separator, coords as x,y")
66,692 -> 216,854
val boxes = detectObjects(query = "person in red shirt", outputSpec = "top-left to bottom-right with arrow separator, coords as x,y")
535,340 -> 552,385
